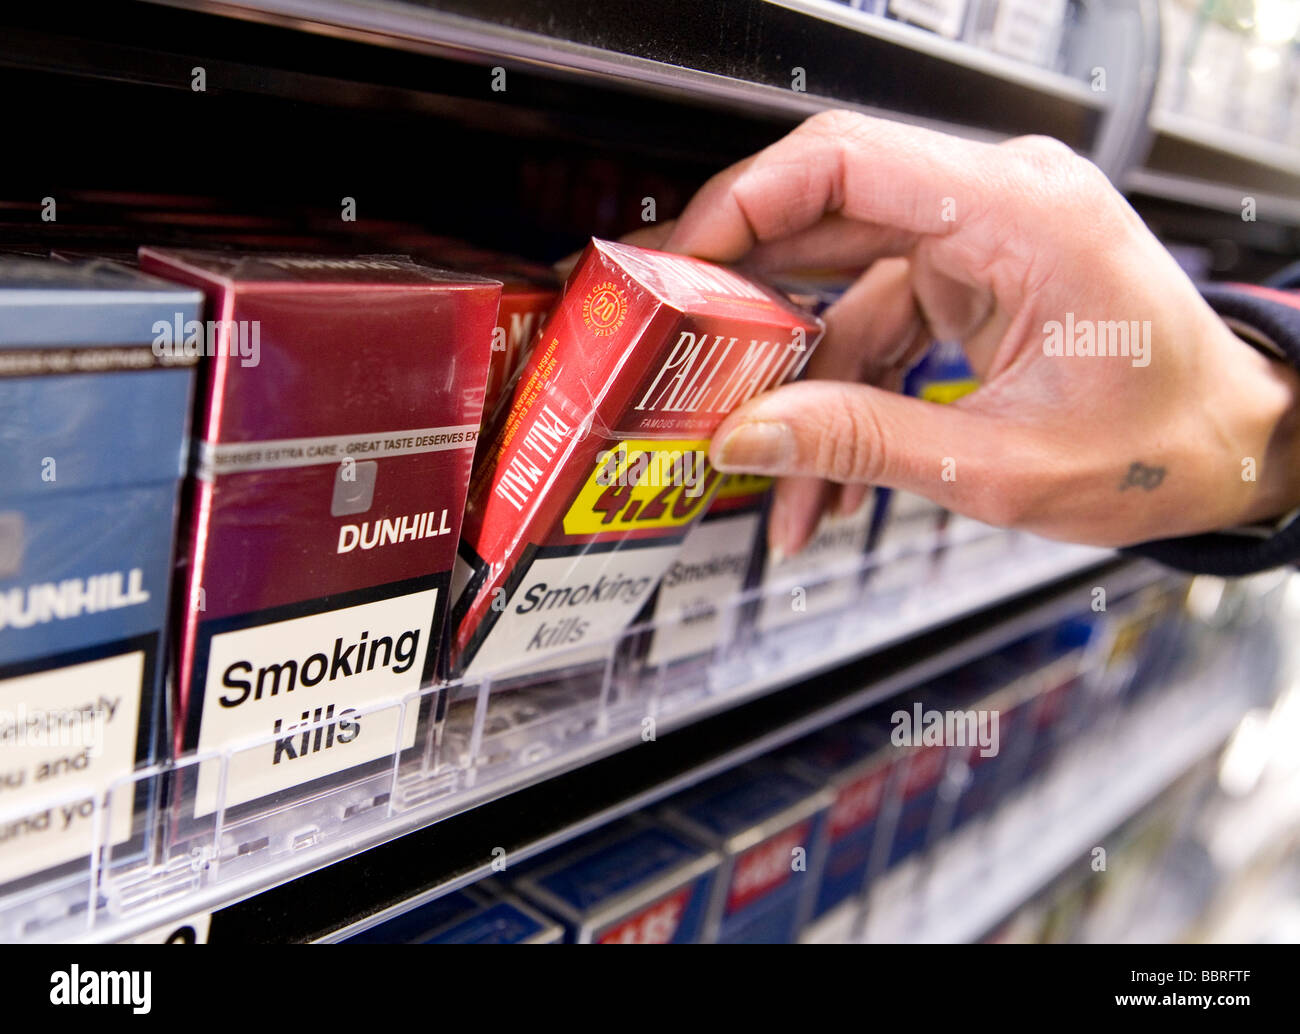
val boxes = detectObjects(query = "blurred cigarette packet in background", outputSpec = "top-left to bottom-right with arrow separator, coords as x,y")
0,255 -> 199,889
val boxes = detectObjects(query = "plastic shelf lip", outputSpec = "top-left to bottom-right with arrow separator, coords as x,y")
1123,168 -> 1300,227
18,540 -> 1116,945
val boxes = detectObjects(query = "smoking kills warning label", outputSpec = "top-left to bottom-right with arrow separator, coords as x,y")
193,591 -> 435,816
758,505 -> 874,632
647,511 -> 761,666
459,441 -> 722,680
459,548 -> 675,681
0,652 -> 144,886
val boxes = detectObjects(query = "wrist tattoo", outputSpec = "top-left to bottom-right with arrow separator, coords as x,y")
1119,461 -> 1166,492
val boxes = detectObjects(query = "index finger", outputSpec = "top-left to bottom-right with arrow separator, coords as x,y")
663,110 -> 997,263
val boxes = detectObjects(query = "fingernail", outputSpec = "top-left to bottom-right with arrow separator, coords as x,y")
714,421 -> 794,474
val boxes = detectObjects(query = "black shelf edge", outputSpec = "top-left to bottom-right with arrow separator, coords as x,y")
1,0 -> 1105,149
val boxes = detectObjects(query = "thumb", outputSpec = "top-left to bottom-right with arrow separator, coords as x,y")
619,219 -> 678,250
709,380 -> 1040,528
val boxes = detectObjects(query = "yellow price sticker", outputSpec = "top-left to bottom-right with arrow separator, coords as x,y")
713,473 -> 773,500
564,439 -> 722,536
920,379 -> 979,405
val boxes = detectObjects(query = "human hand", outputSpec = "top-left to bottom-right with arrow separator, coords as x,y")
638,110 -> 1300,554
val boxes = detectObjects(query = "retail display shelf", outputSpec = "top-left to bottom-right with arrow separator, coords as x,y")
311,554 -> 1153,944
127,0 -> 1108,145
1130,109 -> 1300,225
1124,168 -> 1300,228
13,537 -> 1131,944
0,0 -> 1291,954
860,646 -> 1252,943
1151,109 -> 1300,182
769,0 -> 1105,106
6,2 -> 1274,235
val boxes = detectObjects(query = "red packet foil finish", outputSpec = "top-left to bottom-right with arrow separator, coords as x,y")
359,230 -> 561,425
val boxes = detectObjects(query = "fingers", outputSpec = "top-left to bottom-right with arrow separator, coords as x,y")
710,379 -> 1043,528
834,482 -> 872,518
767,476 -> 874,557
554,222 -> 681,278
767,476 -> 834,558
665,110 -> 996,264
767,257 -> 926,552
741,215 -> 916,274
618,220 -> 677,250
809,257 -> 925,384
906,254 -> 999,356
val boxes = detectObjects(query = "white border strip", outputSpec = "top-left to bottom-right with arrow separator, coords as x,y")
196,424 -> 480,478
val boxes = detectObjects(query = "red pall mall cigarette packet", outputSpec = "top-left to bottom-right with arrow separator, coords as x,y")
139,249 -> 500,819
450,239 -> 822,682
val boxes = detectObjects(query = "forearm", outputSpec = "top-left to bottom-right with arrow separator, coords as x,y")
1238,352 -> 1300,527
1125,284 -> 1300,575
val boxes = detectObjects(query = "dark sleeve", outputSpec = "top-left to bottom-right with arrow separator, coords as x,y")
1122,282 -> 1300,577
